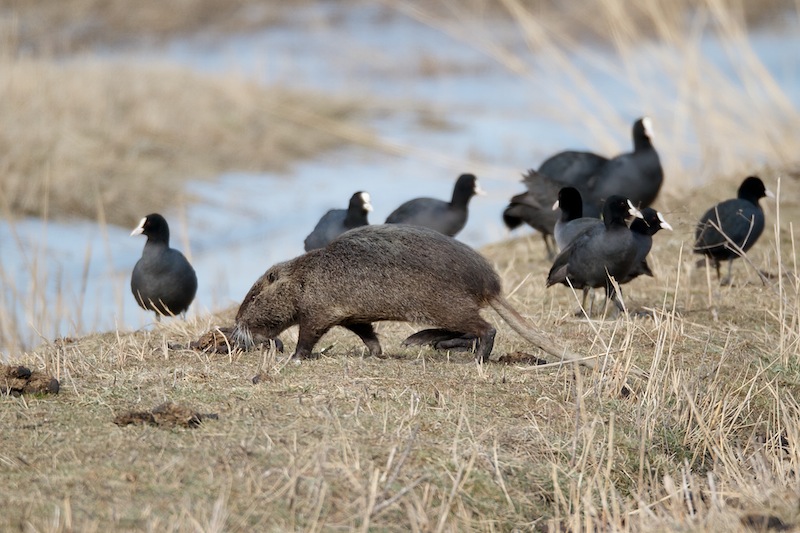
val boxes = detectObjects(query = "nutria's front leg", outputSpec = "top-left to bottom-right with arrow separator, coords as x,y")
293,324 -> 328,359
343,323 -> 382,356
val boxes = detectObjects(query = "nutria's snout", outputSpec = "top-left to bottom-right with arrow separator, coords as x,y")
232,324 -> 255,350
232,323 -> 284,352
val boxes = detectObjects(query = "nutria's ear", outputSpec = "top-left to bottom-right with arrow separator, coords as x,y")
267,271 -> 278,283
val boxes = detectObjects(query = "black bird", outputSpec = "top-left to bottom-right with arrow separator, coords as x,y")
694,176 -> 773,284
587,117 -> 663,209
547,196 -> 643,314
620,207 -> 672,284
538,147 -> 608,189
130,214 -> 198,320
553,187 -> 602,251
386,173 -> 484,237
502,170 -> 564,258
304,191 -> 372,251
503,172 -> 601,259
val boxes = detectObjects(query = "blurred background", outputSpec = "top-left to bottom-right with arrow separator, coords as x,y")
1,0 -> 798,353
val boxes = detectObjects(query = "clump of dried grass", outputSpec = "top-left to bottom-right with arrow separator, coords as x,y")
0,58 -> 368,226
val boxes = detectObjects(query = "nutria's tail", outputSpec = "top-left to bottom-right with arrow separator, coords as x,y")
490,297 -> 646,379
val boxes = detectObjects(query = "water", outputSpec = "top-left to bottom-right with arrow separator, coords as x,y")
2,4 -> 799,351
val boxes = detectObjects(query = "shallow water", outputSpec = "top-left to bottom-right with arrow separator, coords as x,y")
2,4 -> 799,351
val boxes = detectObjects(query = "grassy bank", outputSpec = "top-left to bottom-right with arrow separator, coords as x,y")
2,169 -> 800,531
0,59 -> 369,226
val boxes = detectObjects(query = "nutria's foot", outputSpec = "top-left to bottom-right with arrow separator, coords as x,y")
475,328 -> 496,362
291,351 -> 320,360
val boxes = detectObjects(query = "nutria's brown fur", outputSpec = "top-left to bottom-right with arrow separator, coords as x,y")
234,224 -> 589,366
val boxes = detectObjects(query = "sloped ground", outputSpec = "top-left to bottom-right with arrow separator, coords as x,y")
2,169 -> 800,531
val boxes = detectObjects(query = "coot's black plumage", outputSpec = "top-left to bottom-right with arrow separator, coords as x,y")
587,117 -> 663,209
130,214 -> 198,320
304,191 -> 372,251
502,171 -> 601,259
553,187 -> 601,251
385,173 -> 484,237
620,207 -> 672,284
547,196 -> 643,313
502,170 -> 563,258
693,176 -> 773,283
538,148 -> 609,189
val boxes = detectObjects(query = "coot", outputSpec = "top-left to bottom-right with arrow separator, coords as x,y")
304,191 -> 372,251
385,173 -> 484,237
586,117 -> 663,209
553,187 -> 602,251
130,214 -> 198,320
502,170 -> 563,258
620,207 -> 672,284
547,196 -> 643,313
693,176 -> 773,284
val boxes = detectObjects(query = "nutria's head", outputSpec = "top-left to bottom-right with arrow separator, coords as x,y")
233,261 -> 302,349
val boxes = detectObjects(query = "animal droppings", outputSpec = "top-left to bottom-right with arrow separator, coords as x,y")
1,364 -> 60,396
114,401 -> 218,429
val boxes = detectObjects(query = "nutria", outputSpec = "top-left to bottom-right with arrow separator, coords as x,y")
233,224 -> 587,366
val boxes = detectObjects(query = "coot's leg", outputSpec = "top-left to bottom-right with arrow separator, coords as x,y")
720,259 -> 734,286
543,234 -> 556,261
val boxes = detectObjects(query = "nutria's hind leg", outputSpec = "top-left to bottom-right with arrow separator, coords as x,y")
474,327 -> 496,362
438,310 -> 495,361
343,323 -> 382,356
403,329 -> 477,352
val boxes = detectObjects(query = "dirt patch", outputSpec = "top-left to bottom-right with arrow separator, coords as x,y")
114,401 -> 218,429
495,351 -> 548,365
739,514 -> 792,531
0,364 -> 59,396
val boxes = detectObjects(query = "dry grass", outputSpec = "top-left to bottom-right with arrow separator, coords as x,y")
390,0 -> 800,185
2,170 -> 800,531
0,58 -> 369,226
1,0 -> 793,55
0,0 -> 324,54
399,0 -> 797,42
